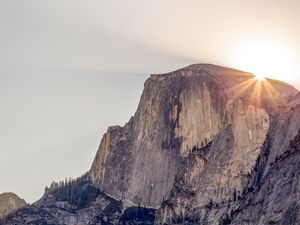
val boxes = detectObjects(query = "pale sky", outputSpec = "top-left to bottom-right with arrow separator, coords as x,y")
0,0 -> 299,203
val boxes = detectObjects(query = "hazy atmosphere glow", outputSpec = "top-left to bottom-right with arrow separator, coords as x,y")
1,0 -> 299,203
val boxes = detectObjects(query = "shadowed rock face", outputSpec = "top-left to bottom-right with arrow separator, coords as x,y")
2,64 -> 300,225
229,127 -> 300,225
0,193 -> 26,219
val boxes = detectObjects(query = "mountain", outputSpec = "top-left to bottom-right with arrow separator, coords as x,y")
2,64 -> 300,224
0,193 -> 26,219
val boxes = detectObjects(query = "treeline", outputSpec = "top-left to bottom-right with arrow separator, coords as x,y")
44,172 -> 89,193
44,172 -> 101,208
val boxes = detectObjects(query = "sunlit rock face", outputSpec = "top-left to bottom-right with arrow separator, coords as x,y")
2,64 -> 300,225
89,64 -> 296,214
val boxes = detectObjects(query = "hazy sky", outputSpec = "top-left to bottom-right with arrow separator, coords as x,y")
1,0 -> 300,203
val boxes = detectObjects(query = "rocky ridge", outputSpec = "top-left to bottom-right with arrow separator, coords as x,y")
2,64 -> 300,224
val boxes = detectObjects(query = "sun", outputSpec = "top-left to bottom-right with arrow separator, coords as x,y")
255,74 -> 265,81
228,36 -> 297,83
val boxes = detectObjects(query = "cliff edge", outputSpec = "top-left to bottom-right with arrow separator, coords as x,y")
2,64 -> 300,225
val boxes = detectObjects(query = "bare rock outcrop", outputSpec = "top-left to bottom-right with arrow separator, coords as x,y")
0,193 -> 26,219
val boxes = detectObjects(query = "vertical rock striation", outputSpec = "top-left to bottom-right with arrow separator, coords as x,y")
89,63 -> 299,222
3,64 -> 299,224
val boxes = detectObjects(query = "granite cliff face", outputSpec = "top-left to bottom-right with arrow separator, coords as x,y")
2,64 -> 300,224
0,193 -> 26,219
89,64 -> 299,224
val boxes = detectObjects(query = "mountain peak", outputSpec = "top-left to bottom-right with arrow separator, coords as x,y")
2,64 -> 300,225
150,63 -> 298,102
90,64 -> 299,208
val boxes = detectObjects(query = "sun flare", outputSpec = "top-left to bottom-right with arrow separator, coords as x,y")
229,37 -> 297,83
